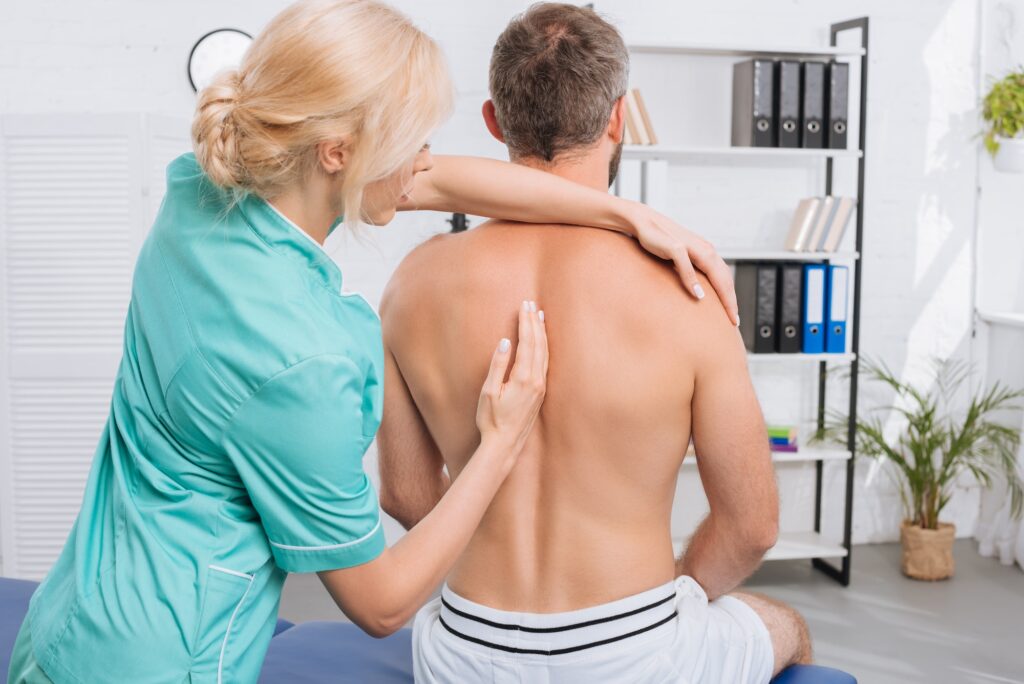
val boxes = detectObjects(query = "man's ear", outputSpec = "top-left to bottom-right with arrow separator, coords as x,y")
482,100 -> 506,143
608,96 -> 627,144
316,139 -> 347,175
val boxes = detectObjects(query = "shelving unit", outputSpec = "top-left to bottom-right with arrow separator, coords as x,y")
622,145 -> 862,161
629,19 -> 869,586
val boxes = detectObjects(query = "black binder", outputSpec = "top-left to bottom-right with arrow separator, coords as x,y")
732,59 -> 775,147
801,61 -> 825,149
827,61 -> 849,149
776,60 -> 801,148
736,263 -> 778,353
777,263 -> 804,353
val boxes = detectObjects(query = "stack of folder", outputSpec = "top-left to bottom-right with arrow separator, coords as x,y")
623,88 -> 658,145
768,425 -> 798,453
735,262 -> 849,355
785,196 -> 856,253
731,58 -> 849,149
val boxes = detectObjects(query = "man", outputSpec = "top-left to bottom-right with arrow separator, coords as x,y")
378,4 -> 811,682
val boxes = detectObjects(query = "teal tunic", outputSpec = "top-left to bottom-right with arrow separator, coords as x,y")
14,153 -> 386,683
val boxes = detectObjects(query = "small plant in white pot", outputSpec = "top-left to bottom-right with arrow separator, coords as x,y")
982,67 -> 1024,173
827,359 -> 1024,580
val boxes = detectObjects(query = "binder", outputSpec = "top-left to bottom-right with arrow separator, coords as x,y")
821,197 -> 856,252
777,263 -> 803,353
802,264 -> 826,353
827,61 -> 849,149
806,195 -> 837,252
732,59 -> 775,147
736,262 -> 778,353
776,60 -> 801,148
801,61 -> 826,149
784,197 -> 821,252
826,265 -> 849,353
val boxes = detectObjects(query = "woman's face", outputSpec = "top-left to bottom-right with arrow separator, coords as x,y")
360,144 -> 434,226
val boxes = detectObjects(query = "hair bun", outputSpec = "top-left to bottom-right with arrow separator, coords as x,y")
191,70 -> 247,189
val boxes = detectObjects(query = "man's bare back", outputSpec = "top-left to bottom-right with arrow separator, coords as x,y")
380,219 -> 769,613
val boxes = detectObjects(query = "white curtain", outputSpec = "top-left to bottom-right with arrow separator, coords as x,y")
974,318 -> 1024,571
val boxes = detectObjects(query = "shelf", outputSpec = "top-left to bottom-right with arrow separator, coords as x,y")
682,448 -> 851,466
622,145 -> 862,162
627,41 -> 866,59
977,309 -> 1024,330
747,352 -> 855,364
672,531 -> 848,562
721,249 -> 859,262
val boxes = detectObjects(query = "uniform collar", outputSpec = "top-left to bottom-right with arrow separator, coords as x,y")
239,193 -> 344,293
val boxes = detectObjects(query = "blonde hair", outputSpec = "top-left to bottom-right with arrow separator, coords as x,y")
191,0 -> 453,230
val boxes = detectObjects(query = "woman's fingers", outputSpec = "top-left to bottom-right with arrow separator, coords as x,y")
535,307 -> 548,384
482,336 -> 513,398
511,300 -> 536,382
690,247 -> 740,326
672,249 -> 705,303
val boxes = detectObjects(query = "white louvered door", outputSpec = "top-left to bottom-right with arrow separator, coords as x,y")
0,114 -> 188,579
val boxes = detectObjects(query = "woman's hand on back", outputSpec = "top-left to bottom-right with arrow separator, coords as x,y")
475,300 -> 548,472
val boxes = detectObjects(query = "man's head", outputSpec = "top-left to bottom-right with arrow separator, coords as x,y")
484,3 -> 628,187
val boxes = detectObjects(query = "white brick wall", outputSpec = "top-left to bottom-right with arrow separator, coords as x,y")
0,0 -> 1011,555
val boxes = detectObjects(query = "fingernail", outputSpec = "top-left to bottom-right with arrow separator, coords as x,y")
522,300 -> 529,311
693,284 -> 706,300
530,301 -> 537,312
499,338 -> 511,352
736,315 -> 741,327
539,310 -> 545,322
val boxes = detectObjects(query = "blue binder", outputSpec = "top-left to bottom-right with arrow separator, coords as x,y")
802,264 -> 826,353
826,265 -> 849,353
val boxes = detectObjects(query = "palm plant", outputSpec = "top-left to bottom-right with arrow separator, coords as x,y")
826,358 -> 1024,530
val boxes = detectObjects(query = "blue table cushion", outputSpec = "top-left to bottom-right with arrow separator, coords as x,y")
259,621 -> 414,684
274,619 -> 295,636
771,664 -> 857,684
1,578 -> 39,679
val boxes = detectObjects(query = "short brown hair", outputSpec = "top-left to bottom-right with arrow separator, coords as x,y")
488,3 -> 628,162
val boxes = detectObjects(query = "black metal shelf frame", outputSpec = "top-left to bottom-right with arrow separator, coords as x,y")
812,17 -> 868,587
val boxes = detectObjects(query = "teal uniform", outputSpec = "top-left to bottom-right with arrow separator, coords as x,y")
9,153 -> 386,683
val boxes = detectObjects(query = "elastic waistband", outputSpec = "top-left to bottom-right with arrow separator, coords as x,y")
438,581 -> 677,657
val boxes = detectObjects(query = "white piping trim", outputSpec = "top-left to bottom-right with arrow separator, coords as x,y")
208,564 -> 255,581
208,565 -> 256,684
269,517 -> 382,552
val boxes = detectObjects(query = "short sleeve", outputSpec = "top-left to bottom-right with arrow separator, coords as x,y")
220,354 -> 386,573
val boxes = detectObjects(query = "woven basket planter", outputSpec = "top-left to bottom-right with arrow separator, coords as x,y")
900,521 -> 955,581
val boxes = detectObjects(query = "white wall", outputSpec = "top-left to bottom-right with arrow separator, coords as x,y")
0,0 -> 1006,571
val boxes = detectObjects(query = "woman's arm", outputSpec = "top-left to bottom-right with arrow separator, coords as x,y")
401,154 -> 738,325
318,302 -> 548,636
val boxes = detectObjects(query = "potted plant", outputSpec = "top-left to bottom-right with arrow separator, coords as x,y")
827,358 -> 1024,580
982,67 -> 1024,173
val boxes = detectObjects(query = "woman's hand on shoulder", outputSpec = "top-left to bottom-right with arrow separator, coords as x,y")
624,202 -> 739,326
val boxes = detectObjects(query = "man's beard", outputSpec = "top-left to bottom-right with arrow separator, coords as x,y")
608,141 -> 623,188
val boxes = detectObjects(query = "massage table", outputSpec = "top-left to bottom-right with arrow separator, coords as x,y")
1,578 -> 854,683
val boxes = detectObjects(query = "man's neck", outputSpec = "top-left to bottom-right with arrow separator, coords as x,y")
513,148 -> 609,192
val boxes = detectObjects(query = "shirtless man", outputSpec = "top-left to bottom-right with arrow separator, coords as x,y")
378,4 -> 812,682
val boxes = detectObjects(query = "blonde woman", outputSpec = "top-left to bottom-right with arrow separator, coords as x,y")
8,1 -> 737,682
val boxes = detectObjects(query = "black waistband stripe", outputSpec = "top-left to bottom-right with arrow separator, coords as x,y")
439,593 -> 675,634
438,612 -> 676,657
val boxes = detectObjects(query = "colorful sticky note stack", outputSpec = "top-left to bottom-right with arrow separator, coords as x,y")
767,425 -> 798,453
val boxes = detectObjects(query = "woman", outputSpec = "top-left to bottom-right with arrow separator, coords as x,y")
9,2 -> 737,682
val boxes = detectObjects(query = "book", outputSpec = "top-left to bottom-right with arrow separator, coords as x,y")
806,196 -> 837,252
632,89 -> 658,145
784,198 -> 822,252
625,90 -> 650,145
820,197 -> 856,252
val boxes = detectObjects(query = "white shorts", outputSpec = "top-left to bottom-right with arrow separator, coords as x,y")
412,576 -> 774,683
